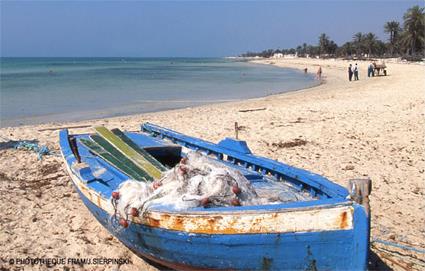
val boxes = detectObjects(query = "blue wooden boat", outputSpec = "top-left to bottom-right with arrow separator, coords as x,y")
59,123 -> 370,270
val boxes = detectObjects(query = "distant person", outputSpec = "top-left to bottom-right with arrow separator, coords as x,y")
367,63 -> 374,77
353,63 -> 359,81
348,64 -> 353,81
304,68 -> 308,74
316,66 -> 322,80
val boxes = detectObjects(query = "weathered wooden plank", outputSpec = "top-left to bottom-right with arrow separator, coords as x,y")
94,126 -> 163,179
111,128 -> 166,171
238,107 -> 266,113
80,138 -> 149,181
38,124 -> 91,132
89,135 -> 154,181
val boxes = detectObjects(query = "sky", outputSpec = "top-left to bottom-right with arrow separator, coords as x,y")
1,1 -> 423,57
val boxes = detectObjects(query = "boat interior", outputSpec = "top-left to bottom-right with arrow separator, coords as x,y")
62,124 -> 349,212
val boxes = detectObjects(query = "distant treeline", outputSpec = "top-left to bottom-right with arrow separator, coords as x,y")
241,5 -> 425,61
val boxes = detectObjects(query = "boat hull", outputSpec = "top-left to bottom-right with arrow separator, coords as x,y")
60,128 -> 369,270
72,174 -> 368,270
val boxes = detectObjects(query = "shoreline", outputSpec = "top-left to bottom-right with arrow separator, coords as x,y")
1,58 -> 424,270
0,63 -> 321,129
1,58 -> 317,128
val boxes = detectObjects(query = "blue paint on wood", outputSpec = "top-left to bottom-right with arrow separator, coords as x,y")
62,128 -> 347,211
60,127 -> 370,270
218,138 -> 252,154
71,164 -> 96,183
141,123 -> 348,199
74,185 -> 367,270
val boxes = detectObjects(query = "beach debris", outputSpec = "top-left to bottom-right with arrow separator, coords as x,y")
344,165 -> 355,170
238,107 -> 266,113
0,136 -> 54,160
289,117 -> 305,124
37,124 -> 92,132
271,139 -> 308,148
412,187 -> 421,194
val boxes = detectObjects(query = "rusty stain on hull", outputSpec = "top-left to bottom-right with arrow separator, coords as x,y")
143,206 -> 353,234
339,211 -> 349,229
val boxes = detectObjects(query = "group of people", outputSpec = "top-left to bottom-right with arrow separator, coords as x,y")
348,62 -> 383,81
305,62 -> 385,82
348,63 -> 360,81
305,66 -> 322,81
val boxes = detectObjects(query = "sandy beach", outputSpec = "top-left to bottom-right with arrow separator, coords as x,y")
1,58 -> 424,270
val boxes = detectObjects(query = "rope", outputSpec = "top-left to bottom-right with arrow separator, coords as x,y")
1,135 -> 60,160
14,141 -> 53,160
0,138 -> 58,160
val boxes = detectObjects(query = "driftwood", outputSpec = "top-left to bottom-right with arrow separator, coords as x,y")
38,124 -> 91,132
238,108 -> 266,113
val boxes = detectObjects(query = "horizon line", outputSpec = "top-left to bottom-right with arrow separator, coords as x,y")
0,56 -> 233,59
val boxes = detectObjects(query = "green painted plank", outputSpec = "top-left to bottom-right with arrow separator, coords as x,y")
94,126 -> 163,179
111,128 -> 167,171
89,135 -> 154,182
80,138 -> 148,181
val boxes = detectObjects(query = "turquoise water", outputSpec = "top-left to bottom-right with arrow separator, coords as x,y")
0,58 -> 317,127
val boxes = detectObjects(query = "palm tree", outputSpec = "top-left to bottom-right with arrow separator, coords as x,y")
306,45 -> 317,57
384,21 -> 402,55
337,42 -> 353,57
318,33 -> 330,57
375,40 -> 387,57
364,33 -> 378,57
302,43 -> 307,56
401,5 -> 425,55
294,45 -> 301,57
352,32 -> 364,57
328,40 -> 338,56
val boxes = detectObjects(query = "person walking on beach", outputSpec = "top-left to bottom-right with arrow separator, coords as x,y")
316,66 -> 322,80
368,63 -> 374,77
353,63 -> 359,81
348,64 -> 353,81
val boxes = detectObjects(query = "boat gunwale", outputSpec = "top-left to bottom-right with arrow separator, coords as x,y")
141,123 -> 348,198
59,128 -> 352,215
69,163 -> 352,216
65,164 -> 355,234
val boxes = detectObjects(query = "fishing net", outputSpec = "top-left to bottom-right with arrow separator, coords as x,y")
111,151 -> 312,221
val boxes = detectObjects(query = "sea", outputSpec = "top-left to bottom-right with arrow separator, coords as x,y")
0,58 -> 317,127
